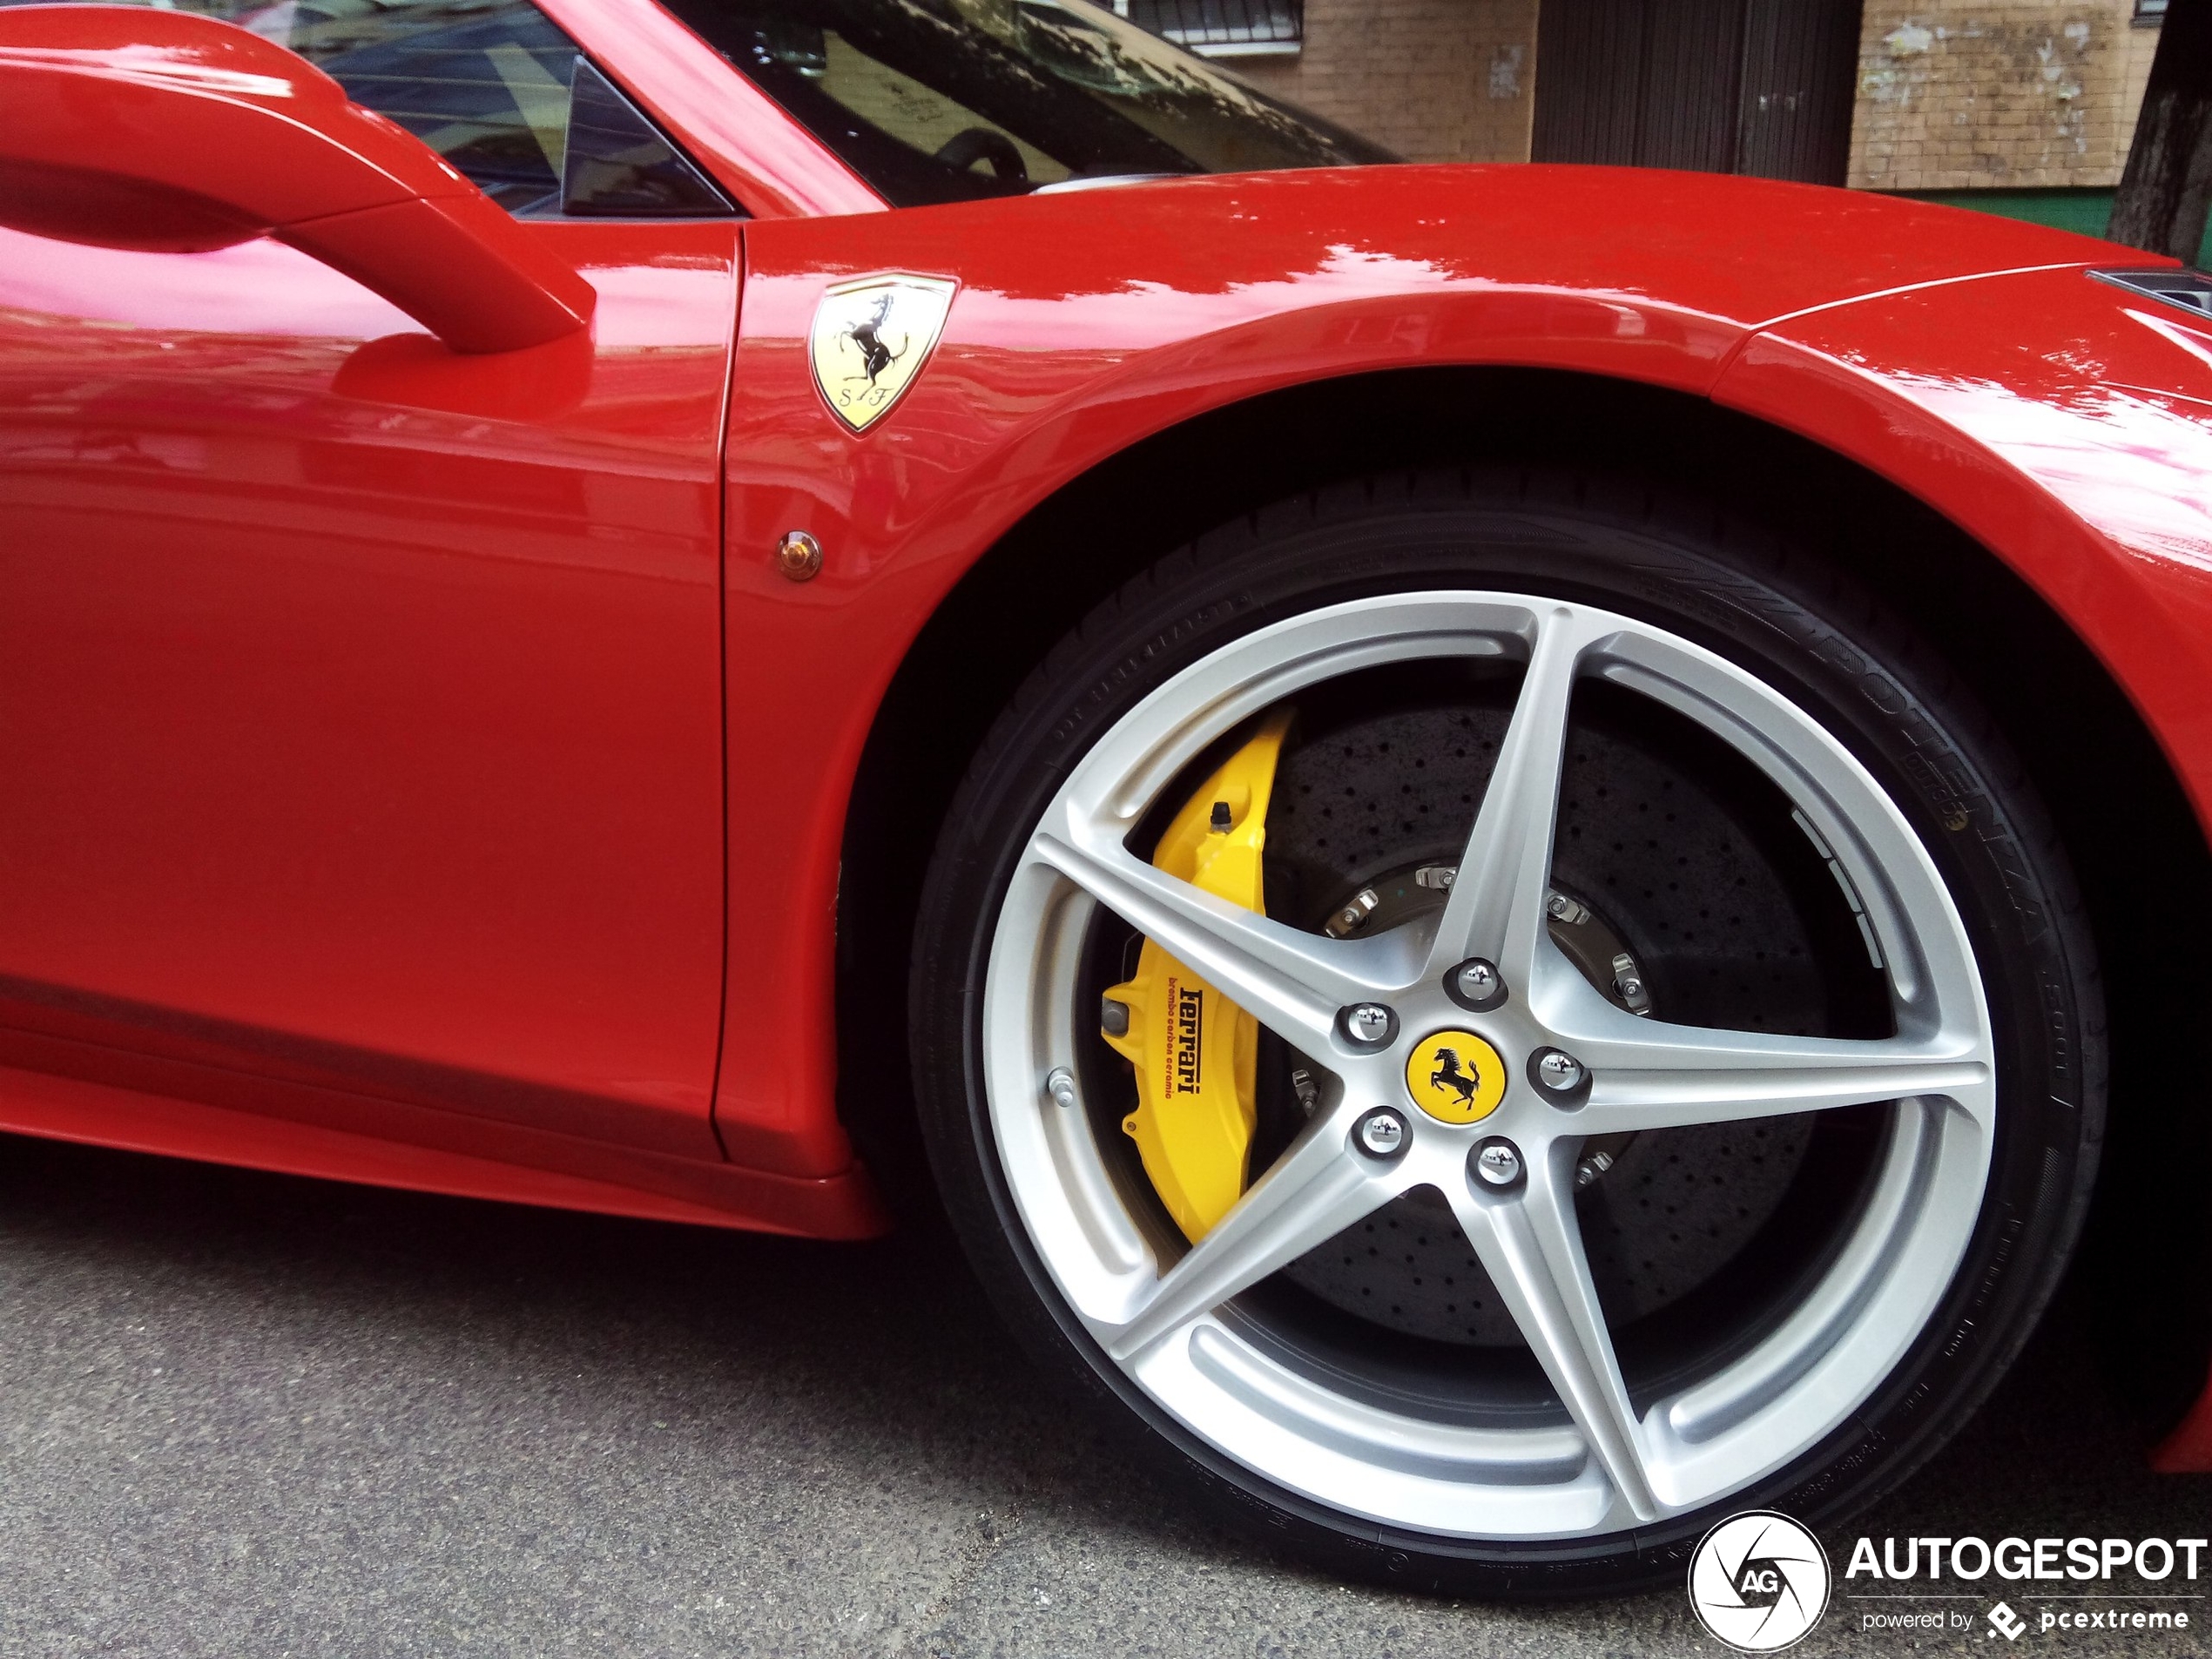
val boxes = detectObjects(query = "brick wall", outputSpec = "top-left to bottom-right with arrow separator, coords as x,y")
1848,1 -> 2162,190
1232,0 -> 1540,164
2119,8 -> 2162,163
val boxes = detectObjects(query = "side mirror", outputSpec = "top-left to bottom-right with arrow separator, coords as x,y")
0,3 -> 595,354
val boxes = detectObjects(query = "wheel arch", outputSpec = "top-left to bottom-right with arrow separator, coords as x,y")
839,362 -> 2210,1426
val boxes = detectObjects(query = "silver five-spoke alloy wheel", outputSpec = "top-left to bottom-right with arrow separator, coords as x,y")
983,592 -> 1997,1540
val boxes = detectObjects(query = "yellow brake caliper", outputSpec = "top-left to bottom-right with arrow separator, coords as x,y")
1099,712 -> 1291,1242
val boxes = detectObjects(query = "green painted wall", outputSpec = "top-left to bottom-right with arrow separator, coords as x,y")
1884,186 -> 2212,268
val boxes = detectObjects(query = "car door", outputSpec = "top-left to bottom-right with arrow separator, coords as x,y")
0,0 -> 740,1159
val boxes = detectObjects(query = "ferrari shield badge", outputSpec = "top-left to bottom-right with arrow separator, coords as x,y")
808,273 -> 957,434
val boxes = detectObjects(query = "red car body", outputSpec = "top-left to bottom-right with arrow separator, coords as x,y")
2,0 -> 2208,1467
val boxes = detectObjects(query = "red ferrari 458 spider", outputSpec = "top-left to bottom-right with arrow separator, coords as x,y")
2,0 -> 2208,1600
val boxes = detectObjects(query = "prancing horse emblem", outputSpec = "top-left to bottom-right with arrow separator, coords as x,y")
1406,1028 -> 1507,1123
1428,1048 -> 1481,1109
846,293 -> 903,386
808,273 -> 958,433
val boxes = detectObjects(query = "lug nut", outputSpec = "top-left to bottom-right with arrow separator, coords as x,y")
1354,1109 -> 1408,1159
1340,1002 -> 1397,1048
1044,1067 -> 1078,1109
1527,1046 -> 1591,1107
1446,957 -> 1507,1012
1472,1137 -> 1523,1188
1536,1051 -> 1583,1091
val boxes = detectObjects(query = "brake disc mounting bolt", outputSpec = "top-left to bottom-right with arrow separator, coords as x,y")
1575,1149 -> 1615,1189
1044,1067 -> 1078,1109
1354,1109 -> 1408,1159
1325,887 -> 1379,938
1472,1137 -> 1523,1188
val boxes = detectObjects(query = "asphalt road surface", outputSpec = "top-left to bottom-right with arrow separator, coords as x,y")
0,1131 -> 2203,1658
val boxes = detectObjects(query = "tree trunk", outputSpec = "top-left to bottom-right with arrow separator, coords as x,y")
2109,0 -> 2212,265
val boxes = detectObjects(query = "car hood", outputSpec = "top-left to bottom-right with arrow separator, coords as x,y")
981,162 -> 2138,337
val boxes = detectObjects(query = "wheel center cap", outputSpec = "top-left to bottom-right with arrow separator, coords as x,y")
1405,1029 -> 1507,1123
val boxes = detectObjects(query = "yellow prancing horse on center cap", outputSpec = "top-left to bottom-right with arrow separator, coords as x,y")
1406,1029 -> 1507,1123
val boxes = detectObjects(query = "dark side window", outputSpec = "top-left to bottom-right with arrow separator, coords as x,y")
657,0 -> 1390,207
0,0 -> 735,217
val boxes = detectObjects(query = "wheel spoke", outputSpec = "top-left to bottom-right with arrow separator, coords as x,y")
1102,1111 -> 1403,1361
1552,1002 -> 1993,1136
1447,1143 -> 1658,1520
1426,608 -> 1597,988
1029,830 -> 1402,1051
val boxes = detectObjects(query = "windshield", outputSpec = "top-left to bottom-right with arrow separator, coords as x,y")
655,0 -> 1395,206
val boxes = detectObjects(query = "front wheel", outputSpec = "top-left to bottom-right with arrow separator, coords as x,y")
910,471 -> 2101,1598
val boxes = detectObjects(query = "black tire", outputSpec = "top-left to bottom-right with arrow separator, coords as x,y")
909,468 -> 2104,1600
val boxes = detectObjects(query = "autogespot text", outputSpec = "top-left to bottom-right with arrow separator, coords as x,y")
1847,1535 -> 2208,1581
1848,1534 -> 2205,1637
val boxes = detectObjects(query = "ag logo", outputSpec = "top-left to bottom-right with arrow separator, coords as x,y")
1687,1511 -> 1831,1652
1404,1029 -> 1506,1123
808,273 -> 956,433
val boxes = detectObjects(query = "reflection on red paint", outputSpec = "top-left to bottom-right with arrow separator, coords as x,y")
0,219 -> 776,1210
